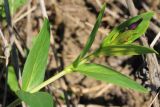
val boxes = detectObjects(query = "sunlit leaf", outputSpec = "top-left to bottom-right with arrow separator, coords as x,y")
76,63 -> 148,93
22,19 -> 50,91
16,90 -> 54,107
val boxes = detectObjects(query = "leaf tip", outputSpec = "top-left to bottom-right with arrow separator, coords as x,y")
100,3 -> 106,14
148,11 -> 155,16
43,18 -> 50,35
149,48 -> 159,55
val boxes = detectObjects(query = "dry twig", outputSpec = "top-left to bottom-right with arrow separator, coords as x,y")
150,32 -> 160,48
13,6 -> 36,24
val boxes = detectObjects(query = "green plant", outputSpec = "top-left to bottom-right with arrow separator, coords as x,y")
0,0 -> 26,16
7,4 -> 157,107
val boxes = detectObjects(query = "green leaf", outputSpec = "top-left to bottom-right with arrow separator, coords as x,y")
0,0 -> 27,15
16,90 -> 54,107
110,30 -> 137,45
102,12 -> 154,46
76,63 -> 148,93
22,19 -> 50,91
8,66 -> 19,92
73,3 -> 106,66
9,0 -> 27,14
94,44 -> 158,56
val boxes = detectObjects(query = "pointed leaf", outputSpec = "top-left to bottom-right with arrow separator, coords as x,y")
73,4 -> 106,66
8,66 -> 19,92
22,19 -> 50,91
16,90 -> 54,107
95,44 -> 158,56
76,63 -> 148,93
102,12 -> 154,46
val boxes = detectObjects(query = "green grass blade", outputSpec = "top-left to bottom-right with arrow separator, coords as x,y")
0,0 -> 27,15
8,66 -> 19,92
9,0 -> 27,14
22,19 -> 50,91
102,12 -> 154,46
76,63 -> 148,93
73,4 -> 106,66
95,44 -> 158,56
16,90 -> 54,107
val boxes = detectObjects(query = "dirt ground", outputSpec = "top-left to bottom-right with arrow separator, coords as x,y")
1,0 -> 160,107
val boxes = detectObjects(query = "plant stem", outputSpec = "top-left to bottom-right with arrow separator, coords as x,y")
30,67 -> 72,93
7,99 -> 21,107
7,53 -> 95,107
7,67 -> 72,107
82,50 -> 99,62
30,52 -> 97,93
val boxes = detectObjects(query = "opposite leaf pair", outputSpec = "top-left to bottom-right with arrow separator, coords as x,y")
8,3 -> 157,107
72,4 -> 156,94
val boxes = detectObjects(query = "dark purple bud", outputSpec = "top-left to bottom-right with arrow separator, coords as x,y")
129,23 -> 137,30
128,18 -> 142,30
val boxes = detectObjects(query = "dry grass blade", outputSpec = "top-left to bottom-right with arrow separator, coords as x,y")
149,91 -> 160,107
150,32 -> 160,48
13,6 -> 36,24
